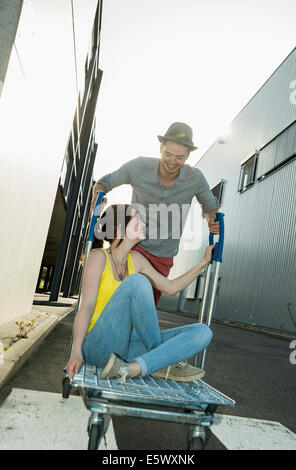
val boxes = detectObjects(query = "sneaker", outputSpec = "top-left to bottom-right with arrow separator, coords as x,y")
100,353 -> 130,382
151,361 -> 205,382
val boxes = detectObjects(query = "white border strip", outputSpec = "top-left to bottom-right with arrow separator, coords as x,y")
0,388 -> 117,450
211,414 -> 296,450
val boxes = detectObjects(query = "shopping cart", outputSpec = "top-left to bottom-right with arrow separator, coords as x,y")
63,192 -> 235,450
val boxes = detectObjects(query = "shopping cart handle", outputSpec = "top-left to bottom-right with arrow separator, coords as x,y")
87,191 -> 106,242
209,212 -> 225,263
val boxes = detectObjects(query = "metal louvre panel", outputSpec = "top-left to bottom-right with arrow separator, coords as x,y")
285,121 -> 296,158
274,121 -> 296,166
256,138 -> 277,178
285,122 -> 296,158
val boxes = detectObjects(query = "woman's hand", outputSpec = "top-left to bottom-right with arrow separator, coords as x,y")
202,245 -> 214,265
65,350 -> 84,381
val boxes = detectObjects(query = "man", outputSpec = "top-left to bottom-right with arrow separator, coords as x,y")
92,122 -> 219,304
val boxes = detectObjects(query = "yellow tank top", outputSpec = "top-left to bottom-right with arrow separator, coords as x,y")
87,248 -> 136,334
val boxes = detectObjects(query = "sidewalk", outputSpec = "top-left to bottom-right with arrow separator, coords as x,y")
0,294 -> 77,393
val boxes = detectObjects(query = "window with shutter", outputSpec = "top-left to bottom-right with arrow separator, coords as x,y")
238,154 -> 257,193
274,121 -> 296,167
256,120 -> 296,181
256,139 -> 277,179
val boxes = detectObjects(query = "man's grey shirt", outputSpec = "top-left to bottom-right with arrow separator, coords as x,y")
97,157 -> 218,257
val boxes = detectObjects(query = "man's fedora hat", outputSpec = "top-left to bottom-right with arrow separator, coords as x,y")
158,122 -> 198,151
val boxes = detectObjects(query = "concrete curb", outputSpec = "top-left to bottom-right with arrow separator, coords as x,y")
0,303 -> 77,392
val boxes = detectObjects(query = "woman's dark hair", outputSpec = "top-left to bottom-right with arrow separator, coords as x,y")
92,204 -> 133,249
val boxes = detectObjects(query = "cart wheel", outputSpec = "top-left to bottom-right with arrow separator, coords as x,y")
188,437 -> 205,450
88,423 -> 103,450
62,377 -> 71,398
187,425 -> 207,450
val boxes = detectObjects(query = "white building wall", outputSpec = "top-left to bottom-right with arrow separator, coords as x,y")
72,0 -> 99,93
0,0 -> 98,325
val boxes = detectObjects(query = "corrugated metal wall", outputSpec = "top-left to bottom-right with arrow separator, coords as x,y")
215,159 -> 296,331
172,48 -> 296,333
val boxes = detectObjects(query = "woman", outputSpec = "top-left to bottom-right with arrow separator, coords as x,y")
65,204 -> 214,383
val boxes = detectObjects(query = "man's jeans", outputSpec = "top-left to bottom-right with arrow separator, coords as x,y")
82,273 -> 213,376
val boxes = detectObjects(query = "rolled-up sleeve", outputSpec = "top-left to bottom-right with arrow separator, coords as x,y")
97,160 -> 133,192
194,168 -> 219,214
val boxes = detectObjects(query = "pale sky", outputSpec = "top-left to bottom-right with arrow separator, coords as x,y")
94,0 -> 296,205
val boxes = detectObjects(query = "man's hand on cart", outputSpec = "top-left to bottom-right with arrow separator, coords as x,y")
91,183 -> 108,212
208,217 -> 220,234
65,351 -> 84,381
205,209 -> 220,235
91,194 -> 107,213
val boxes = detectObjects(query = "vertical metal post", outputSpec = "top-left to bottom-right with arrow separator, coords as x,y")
62,144 -> 97,297
49,70 -> 102,301
199,264 -> 212,324
194,212 -> 225,369
194,264 -> 211,367
77,190 -> 105,310
200,262 -> 221,370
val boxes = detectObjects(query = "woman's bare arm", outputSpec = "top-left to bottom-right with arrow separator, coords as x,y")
72,249 -> 106,351
65,249 -> 106,379
132,246 -> 213,296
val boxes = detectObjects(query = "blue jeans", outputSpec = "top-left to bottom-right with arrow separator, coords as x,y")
82,273 -> 213,376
